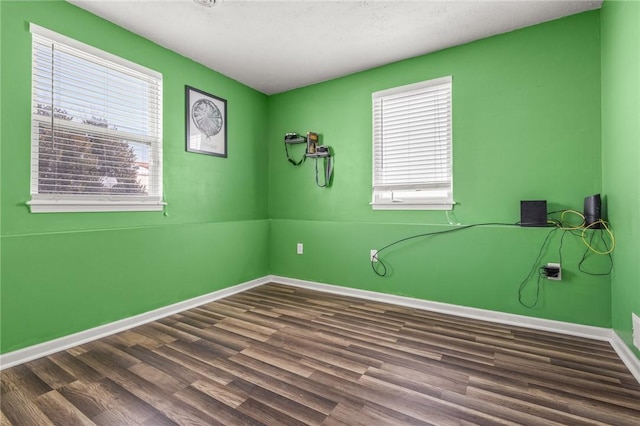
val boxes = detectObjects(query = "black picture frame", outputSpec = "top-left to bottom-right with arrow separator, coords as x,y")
185,85 -> 227,157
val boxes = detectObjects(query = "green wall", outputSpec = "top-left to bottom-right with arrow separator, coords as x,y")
3,2 -> 633,358
0,0 -> 269,353
601,0 -> 640,358
268,11 -> 612,327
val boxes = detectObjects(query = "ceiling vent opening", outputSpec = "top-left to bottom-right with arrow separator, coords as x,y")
193,0 -> 216,8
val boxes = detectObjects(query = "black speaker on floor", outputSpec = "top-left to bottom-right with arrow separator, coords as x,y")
584,194 -> 602,228
520,200 -> 548,227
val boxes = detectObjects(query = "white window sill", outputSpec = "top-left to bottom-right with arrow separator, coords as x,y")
371,202 -> 454,211
27,198 -> 166,213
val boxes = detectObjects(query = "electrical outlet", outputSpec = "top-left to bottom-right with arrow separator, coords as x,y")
633,313 -> 640,350
370,249 -> 378,262
297,243 -> 303,255
545,263 -> 561,281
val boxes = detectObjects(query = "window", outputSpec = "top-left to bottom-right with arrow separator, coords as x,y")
28,24 -> 163,213
372,76 -> 453,210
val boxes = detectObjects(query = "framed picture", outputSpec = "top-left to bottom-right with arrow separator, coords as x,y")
185,85 -> 227,157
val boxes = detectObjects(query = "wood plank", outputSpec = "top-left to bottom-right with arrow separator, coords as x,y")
171,386 -> 254,425
127,362 -> 186,394
56,380 -> 116,420
1,391 -> 55,426
34,391 -> 94,426
48,352 -> 104,383
189,377 -> 247,408
152,344 -> 236,385
236,397 -> 305,426
1,365 -> 52,398
25,357 -> 76,390
226,377 -> 327,425
218,354 -> 340,415
0,409 -> 14,426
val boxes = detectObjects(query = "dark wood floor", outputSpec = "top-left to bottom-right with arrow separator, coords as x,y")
2,283 -> 639,425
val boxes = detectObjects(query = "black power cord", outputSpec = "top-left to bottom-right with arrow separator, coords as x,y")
517,227 -> 558,308
370,210 -> 614,310
371,222 -> 517,277
518,211 -> 614,308
578,230 -> 614,276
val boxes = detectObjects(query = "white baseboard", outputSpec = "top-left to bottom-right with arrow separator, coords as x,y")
0,276 -> 269,370
610,330 -> 640,384
3,273 -> 638,386
269,275 -> 612,341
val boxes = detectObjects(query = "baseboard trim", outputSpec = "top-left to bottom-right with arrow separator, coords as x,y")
3,273 -> 638,386
0,276 -> 269,370
610,330 -> 640,384
269,275 -> 613,341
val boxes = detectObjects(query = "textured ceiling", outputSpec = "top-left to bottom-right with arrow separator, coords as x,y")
67,0 -> 602,94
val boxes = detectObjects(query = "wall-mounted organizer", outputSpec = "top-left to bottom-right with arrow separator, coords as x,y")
284,132 -> 333,187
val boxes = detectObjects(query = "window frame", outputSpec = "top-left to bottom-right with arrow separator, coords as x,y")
27,24 -> 164,213
371,76 -> 453,211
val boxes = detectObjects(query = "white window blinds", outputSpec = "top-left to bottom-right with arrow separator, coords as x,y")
29,24 -> 163,213
372,76 -> 453,210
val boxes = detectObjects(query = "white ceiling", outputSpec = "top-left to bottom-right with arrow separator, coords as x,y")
67,0 -> 602,94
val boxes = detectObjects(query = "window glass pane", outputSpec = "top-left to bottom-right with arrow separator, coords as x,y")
35,121 -> 148,195
30,25 -> 162,212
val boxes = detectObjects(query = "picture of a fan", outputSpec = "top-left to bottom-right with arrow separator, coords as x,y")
186,85 -> 227,157
191,98 -> 223,139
